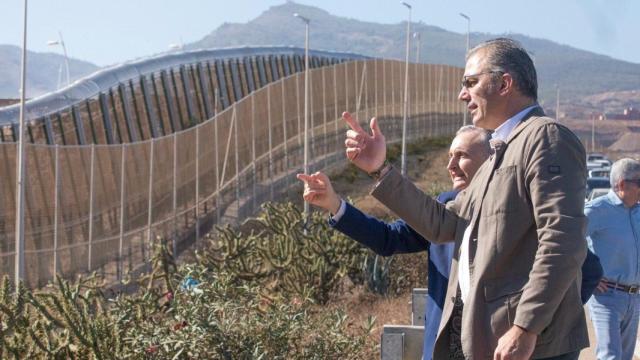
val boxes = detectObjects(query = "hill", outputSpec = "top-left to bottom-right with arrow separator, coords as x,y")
188,1 -> 640,107
0,44 -> 99,98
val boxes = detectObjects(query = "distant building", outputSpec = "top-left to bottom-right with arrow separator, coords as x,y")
607,107 -> 640,120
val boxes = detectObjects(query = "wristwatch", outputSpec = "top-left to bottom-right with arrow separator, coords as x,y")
368,159 -> 391,180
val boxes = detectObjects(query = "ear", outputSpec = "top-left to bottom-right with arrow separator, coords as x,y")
498,73 -> 514,96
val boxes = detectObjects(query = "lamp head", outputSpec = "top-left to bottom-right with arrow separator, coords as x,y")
293,13 -> 310,24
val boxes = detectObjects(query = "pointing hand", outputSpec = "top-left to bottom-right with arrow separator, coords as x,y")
296,172 -> 341,214
343,111 -> 386,173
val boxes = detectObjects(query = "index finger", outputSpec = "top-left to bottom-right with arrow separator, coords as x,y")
342,111 -> 366,134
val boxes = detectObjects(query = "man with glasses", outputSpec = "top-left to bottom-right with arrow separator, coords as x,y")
585,158 -> 640,360
341,38 -> 589,359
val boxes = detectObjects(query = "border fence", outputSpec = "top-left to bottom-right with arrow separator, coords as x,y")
0,58 -> 464,287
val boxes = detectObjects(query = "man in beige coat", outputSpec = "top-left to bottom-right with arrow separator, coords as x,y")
343,38 -> 589,359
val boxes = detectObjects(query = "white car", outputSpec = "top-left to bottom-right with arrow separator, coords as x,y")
587,188 -> 609,201
587,153 -> 611,168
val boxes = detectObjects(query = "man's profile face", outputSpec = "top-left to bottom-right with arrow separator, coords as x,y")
458,53 -> 502,130
447,132 -> 490,191
617,178 -> 640,207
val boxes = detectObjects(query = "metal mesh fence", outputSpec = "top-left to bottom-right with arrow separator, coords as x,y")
1,59 -> 464,287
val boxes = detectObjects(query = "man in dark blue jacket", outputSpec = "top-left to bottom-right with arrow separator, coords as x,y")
298,126 -> 603,360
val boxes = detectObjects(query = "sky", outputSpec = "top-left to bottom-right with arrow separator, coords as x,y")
1,0 -> 638,67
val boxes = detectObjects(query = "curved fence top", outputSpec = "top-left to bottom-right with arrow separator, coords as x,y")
0,46 -> 370,126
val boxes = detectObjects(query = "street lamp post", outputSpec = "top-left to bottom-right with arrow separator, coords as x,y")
556,85 -> 561,120
294,13 -> 311,220
47,31 -> 70,87
15,0 -> 29,286
400,1 -> 411,176
459,13 -> 470,125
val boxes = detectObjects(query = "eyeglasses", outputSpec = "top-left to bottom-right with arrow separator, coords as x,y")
624,179 -> 640,187
460,71 -> 502,89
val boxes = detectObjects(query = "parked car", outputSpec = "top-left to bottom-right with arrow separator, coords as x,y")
587,153 -> 608,163
587,153 -> 612,168
586,177 -> 610,200
588,167 -> 610,178
587,188 -> 609,201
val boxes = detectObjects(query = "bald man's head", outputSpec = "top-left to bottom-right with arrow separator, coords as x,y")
447,126 -> 492,191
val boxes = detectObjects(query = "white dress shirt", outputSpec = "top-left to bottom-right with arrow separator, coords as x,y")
458,104 -> 538,303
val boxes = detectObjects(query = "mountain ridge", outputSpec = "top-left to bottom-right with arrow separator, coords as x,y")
188,1 -> 640,108
0,44 -> 99,98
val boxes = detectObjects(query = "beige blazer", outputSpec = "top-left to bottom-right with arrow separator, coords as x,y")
372,108 -> 589,359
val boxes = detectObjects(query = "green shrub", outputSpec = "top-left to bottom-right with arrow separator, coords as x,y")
199,202 -> 370,304
0,202 -> 378,359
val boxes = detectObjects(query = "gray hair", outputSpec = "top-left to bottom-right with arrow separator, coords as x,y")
610,158 -> 640,189
456,125 -> 492,155
467,38 -> 538,101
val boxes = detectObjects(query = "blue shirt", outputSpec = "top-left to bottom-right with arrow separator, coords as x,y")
491,104 -> 539,141
585,189 -> 640,285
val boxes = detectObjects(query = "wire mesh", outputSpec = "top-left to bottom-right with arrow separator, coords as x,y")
1,60 -> 464,287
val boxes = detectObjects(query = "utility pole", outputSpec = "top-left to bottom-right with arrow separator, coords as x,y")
400,1 -> 412,176
460,13 -> 470,125
556,85 -> 561,120
15,0 -> 29,286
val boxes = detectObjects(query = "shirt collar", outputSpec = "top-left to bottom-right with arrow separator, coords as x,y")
606,189 -> 624,206
491,104 -> 539,141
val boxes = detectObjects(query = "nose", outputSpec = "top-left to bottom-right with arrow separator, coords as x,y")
447,156 -> 457,171
458,86 -> 470,102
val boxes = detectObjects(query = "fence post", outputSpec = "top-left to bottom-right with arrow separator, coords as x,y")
296,73 -> 302,152
52,145 -> 60,280
233,104 -> 240,222
333,64 -> 338,157
214,88 -> 220,224
322,66 -> 328,169
147,140 -> 154,258
281,81 -> 288,187
267,85 -> 274,201
88,145 -> 95,271
374,59 -> 378,128
383,60 -> 386,117
118,144 -> 126,281
172,133 -> 178,257
344,62 -> 349,116
195,125 -> 200,247
251,94 -> 257,212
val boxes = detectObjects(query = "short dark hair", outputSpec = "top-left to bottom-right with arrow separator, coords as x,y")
467,38 -> 538,101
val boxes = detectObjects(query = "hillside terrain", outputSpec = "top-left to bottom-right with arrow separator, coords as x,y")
189,1 -> 640,107
0,45 -> 99,98
1,1 -> 638,110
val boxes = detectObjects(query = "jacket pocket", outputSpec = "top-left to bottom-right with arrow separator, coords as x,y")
484,275 -> 529,338
486,165 -> 522,215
